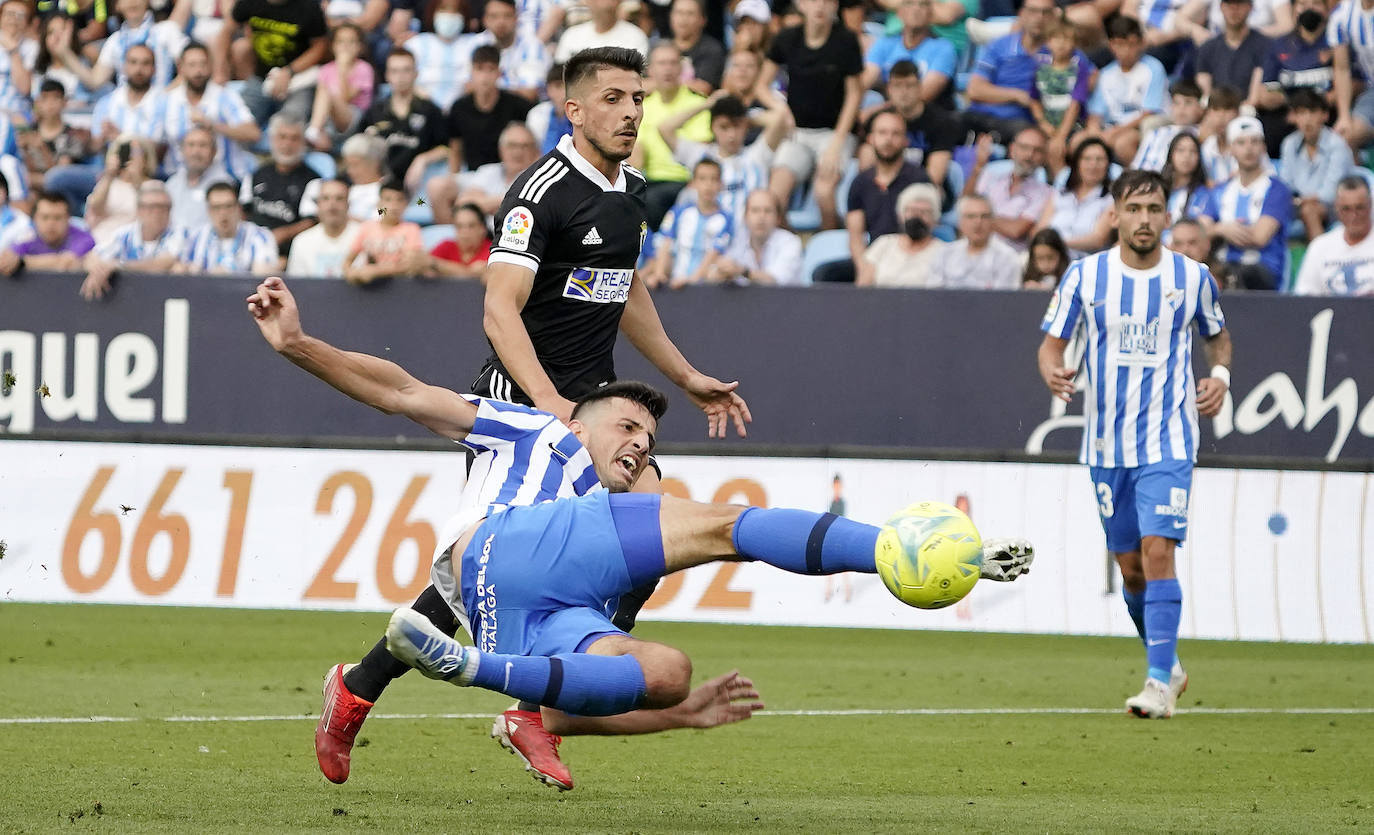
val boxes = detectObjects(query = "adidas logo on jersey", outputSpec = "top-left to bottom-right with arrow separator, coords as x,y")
582,227 -> 603,245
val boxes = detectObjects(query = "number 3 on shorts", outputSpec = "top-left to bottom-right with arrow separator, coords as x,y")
1096,482 -> 1114,518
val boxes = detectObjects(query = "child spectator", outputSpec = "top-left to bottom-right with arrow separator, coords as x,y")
1084,16 -> 1168,165
1279,89 -> 1354,241
1029,19 -> 1092,173
427,201 -> 491,279
1131,78 -> 1204,172
344,177 -> 425,284
643,158 -> 732,289
1022,227 -> 1070,290
307,23 -> 375,152
1198,85 -> 1244,184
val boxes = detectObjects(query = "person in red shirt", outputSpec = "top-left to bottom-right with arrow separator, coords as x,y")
427,201 -> 490,280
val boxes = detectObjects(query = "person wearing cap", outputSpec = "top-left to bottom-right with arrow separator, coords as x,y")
731,0 -> 772,54
1198,115 -> 1293,290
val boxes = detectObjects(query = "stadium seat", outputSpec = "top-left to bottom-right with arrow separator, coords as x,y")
801,228 -> 852,283
420,224 -> 452,251
787,159 -> 860,233
305,151 -> 336,180
404,200 -> 435,226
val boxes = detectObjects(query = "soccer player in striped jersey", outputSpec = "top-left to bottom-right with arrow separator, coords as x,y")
1038,170 -> 1232,719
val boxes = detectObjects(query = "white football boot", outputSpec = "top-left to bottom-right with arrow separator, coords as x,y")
1125,677 -> 1176,719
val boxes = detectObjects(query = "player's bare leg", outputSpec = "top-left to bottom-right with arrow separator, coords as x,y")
1125,535 -> 1185,718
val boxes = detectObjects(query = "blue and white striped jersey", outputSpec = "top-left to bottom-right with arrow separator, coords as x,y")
658,203 -> 732,281
1041,246 -> 1227,468
1201,174 -> 1293,283
470,30 -> 550,93
181,221 -> 279,273
95,13 -> 189,88
97,221 -> 188,263
160,83 -> 257,181
91,86 -> 166,143
1329,0 -> 1374,82
1137,0 -> 1189,32
405,33 -> 476,111
516,0 -> 558,43
673,138 -> 772,230
1132,123 -> 1194,172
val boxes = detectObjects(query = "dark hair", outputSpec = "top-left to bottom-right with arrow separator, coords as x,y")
1160,131 -> 1206,195
1288,87 -> 1329,113
709,94 -> 748,123
206,181 -> 239,202
486,0 -> 516,7
692,156 -> 722,176
864,106 -> 906,135
887,58 -> 919,81
180,40 -> 209,60
1206,85 -> 1244,112
564,46 -> 647,95
1106,14 -> 1142,39
1110,169 -> 1169,204
1065,137 -> 1113,196
125,42 -> 155,62
386,46 -> 416,64
470,44 -> 501,68
0,172 -> 9,197
317,177 -> 350,193
1171,217 -> 1204,234
34,189 -> 70,212
378,176 -> 407,197
1023,228 -> 1070,285
546,62 -> 565,86
38,78 -> 66,97
572,381 -> 669,422
1337,174 -> 1371,197
453,201 -> 488,227
1169,78 -> 1202,100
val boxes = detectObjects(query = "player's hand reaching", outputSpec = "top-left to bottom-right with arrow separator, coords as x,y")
676,670 -> 765,729
246,276 -> 305,352
1042,365 -> 1076,402
1196,375 -> 1228,417
683,373 -> 752,438
980,537 -> 1034,582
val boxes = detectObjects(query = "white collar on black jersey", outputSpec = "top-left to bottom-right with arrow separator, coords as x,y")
557,135 -> 627,193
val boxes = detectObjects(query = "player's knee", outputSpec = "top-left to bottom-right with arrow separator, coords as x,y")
1140,537 -> 1175,576
637,644 -> 692,709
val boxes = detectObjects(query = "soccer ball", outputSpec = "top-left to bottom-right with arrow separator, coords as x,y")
875,501 -> 982,609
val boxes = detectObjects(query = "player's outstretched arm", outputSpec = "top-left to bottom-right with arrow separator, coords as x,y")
621,276 -> 753,438
543,670 -> 764,736
246,277 -> 478,440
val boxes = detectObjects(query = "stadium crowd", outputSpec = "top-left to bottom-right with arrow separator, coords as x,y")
0,0 -> 1371,296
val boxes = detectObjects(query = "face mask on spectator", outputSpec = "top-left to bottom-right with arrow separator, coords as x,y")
904,217 -> 930,241
434,12 -> 464,39
1298,9 -> 1324,30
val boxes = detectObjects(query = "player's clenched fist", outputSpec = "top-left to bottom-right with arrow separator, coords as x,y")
246,276 -> 304,353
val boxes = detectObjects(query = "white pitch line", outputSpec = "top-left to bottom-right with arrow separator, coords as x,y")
2,707 -> 1373,725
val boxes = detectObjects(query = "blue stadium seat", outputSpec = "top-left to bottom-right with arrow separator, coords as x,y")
787,159 -> 861,232
420,224 -> 452,251
305,151 -> 336,180
801,228 -> 852,283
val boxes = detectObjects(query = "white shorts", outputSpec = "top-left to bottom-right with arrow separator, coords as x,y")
772,127 -> 856,182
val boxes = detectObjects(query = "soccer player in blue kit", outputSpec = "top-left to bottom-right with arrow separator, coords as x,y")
1038,170 -> 1233,719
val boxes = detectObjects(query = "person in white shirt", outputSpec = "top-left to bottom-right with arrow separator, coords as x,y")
286,179 -> 360,278
554,0 -> 650,64
338,132 -> 388,220
929,194 -> 1023,289
712,188 -> 804,285
1294,175 -> 1374,296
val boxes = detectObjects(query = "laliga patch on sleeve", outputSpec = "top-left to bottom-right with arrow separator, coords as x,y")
500,206 -> 534,252
1042,292 -> 1060,324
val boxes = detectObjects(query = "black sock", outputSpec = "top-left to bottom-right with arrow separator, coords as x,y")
343,585 -> 458,703
610,580 -> 659,632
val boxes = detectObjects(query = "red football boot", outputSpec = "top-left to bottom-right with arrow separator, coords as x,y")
491,708 -> 573,791
315,664 -> 373,784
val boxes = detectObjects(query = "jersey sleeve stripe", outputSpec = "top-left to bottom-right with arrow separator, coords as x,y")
488,250 -> 540,273
520,159 -> 567,202
518,158 -> 558,200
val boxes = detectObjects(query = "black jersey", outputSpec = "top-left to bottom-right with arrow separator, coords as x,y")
474,135 -> 649,404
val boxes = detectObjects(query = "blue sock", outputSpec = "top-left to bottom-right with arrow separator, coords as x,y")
466,651 -> 647,716
732,507 -> 881,575
1144,578 -> 1182,684
1123,588 -> 1146,642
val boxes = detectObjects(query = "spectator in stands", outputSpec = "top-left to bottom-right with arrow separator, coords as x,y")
180,181 -> 280,275
360,49 -> 448,192
1167,217 -> 1217,270
658,90 -> 791,229
162,42 -> 260,184
1206,0 -> 1294,39
400,0 -> 476,112
1198,85 -> 1244,183
1281,88 -> 1355,241
306,23 -> 375,153
80,181 -> 187,300
1195,0 -> 1277,122
671,0 -> 725,94
1200,115 -> 1292,290
928,194 -> 1022,289
0,114 -> 28,210
47,0 -> 189,90
435,122 -> 539,224
964,127 -> 1052,251
340,132 -> 389,221
1161,131 -> 1211,223
87,134 -> 156,245
468,0 -> 548,102
845,109 -> 931,284
444,45 -> 533,178
427,200 -> 491,279
1330,0 -> 1374,150
1022,227 -> 1070,290
633,42 -> 712,229
0,191 -> 94,275
46,44 -> 159,216
214,0 -> 328,126
285,179 -> 358,279
16,80 -> 89,193
1083,16 -> 1167,166
873,60 -> 955,190
242,115 -> 321,257
720,48 -> 766,115
1293,175 -> 1374,295
764,0 -> 863,231
642,157 -> 732,289
0,174 -> 31,246
555,0 -> 650,64
730,0 -> 773,55
964,0 -> 1061,140
862,0 -> 957,111
1036,137 -> 1115,258
712,188 -> 804,285
344,177 -> 425,284
166,127 -> 234,232
1029,18 -> 1092,174
0,0 -> 36,122
859,181 -> 943,287
1258,0 -> 1334,151
35,17 -> 95,106
527,63 -> 572,154
1131,78 -> 1204,172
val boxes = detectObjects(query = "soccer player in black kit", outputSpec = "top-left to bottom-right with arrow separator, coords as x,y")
315,47 -> 757,791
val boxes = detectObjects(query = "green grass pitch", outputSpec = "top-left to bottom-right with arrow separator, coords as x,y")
1,602 -> 1371,833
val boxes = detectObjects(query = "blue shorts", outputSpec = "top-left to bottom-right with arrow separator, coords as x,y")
459,492 -> 666,657
1088,460 -> 1193,553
